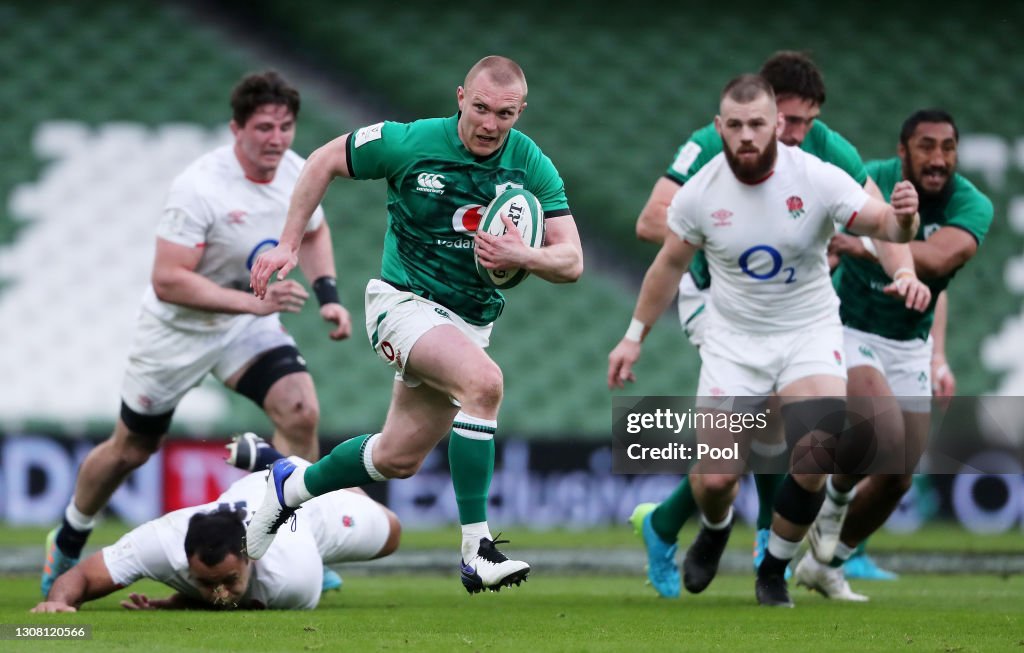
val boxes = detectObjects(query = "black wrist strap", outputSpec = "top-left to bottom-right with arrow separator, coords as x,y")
312,276 -> 340,307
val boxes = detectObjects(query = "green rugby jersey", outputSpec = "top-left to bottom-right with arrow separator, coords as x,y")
834,157 -> 993,340
347,115 -> 570,325
664,120 -> 868,289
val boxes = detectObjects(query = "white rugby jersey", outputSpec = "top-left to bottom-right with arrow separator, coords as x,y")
141,145 -> 325,332
102,472 -> 322,610
667,145 -> 868,333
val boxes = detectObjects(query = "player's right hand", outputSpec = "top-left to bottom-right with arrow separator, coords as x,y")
30,601 -> 76,613
250,244 -> 298,299
608,339 -> 641,389
253,279 -> 308,316
890,180 -> 919,221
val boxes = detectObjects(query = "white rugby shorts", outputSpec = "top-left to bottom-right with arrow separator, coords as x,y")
364,279 -> 492,387
120,310 -> 297,415
697,322 -> 847,397
676,272 -> 709,348
843,326 -> 933,413
306,488 -> 392,563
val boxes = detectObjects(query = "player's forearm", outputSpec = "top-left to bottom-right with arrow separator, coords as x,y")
882,210 -> 919,244
47,567 -> 115,608
909,240 -> 968,279
525,242 -> 583,283
153,268 -> 261,314
297,222 -> 338,283
633,252 -> 689,327
280,153 -> 336,251
874,240 -> 916,279
636,205 -> 669,244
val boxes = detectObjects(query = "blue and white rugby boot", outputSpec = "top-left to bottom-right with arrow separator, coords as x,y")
244,458 -> 304,559
225,432 -> 269,471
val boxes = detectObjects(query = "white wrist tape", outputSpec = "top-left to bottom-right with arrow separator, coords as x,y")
893,266 -> 915,280
860,236 -> 878,258
624,318 -> 647,343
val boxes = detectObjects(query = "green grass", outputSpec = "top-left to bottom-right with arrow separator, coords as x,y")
3,574 -> 1022,652
4,522 -> 1023,553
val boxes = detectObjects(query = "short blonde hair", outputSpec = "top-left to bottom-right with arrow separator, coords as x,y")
465,56 -> 528,99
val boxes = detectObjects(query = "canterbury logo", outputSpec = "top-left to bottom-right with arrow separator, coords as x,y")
416,173 -> 446,194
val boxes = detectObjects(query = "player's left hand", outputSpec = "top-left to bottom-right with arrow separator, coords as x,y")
828,233 -> 877,262
320,303 -> 352,340
932,356 -> 956,409
474,214 -> 533,270
883,273 -> 931,312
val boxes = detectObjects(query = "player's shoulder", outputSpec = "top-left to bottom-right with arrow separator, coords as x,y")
176,144 -> 234,181
351,116 -> 448,153
864,156 -> 901,183
804,121 -> 862,160
780,142 -> 823,171
667,123 -> 721,176
950,171 -> 993,211
687,122 -> 722,148
676,150 -> 727,195
167,145 -> 235,201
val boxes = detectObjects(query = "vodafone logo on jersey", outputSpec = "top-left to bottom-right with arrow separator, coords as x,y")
452,204 -> 485,234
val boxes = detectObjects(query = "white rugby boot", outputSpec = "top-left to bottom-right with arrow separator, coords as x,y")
244,458 -> 305,559
795,553 -> 868,602
808,493 -> 849,563
460,536 -> 530,593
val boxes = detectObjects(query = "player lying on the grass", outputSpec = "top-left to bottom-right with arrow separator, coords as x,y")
32,435 -> 400,612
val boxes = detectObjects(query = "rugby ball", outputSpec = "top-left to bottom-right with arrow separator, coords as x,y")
474,188 -> 545,289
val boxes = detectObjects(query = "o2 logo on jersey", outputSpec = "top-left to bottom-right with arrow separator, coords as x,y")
452,204 -> 485,234
246,238 -> 279,270
738,244 -> 796,284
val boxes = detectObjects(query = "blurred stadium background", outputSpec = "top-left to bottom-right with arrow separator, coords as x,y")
1,0 -> 1023,542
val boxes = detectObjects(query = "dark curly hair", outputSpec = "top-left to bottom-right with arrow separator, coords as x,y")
230,70 -> 300,127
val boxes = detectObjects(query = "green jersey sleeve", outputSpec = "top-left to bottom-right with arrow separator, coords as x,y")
944,176 -> 994,245
805,121 -> 868,186
664,123 -> 723,185
522,139 -> 570,215
346,121 -> 404,180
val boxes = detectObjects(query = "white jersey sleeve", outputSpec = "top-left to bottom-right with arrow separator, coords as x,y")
102,521 -> 173,587
807,158 -> 870,228
101,508 -> 201,599
665,182 -> 704,246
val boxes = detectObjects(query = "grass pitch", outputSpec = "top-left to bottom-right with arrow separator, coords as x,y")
3,573 -> 1022,652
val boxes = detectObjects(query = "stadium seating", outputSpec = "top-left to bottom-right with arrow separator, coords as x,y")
1,0 -> 1022,437
208,0 -> 1024,398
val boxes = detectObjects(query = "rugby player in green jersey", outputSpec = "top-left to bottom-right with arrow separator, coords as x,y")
795,109 -> 993,599
246,56 -> 583,593
628,52 -> 926,598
